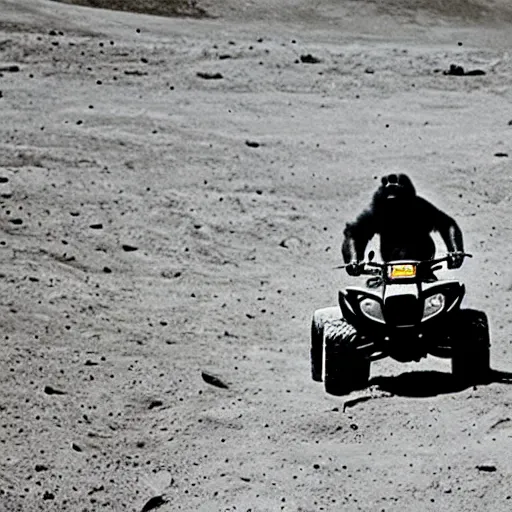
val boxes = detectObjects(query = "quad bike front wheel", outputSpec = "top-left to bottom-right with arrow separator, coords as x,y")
310,307 -> 342,382
323,319 -> 371,396
451,308 -> 490,387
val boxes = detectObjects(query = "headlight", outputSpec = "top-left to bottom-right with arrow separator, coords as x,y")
423,293 -> 445,320
360,297 -> 384,322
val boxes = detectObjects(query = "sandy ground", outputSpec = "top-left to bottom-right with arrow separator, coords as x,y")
1,0 -> 512,511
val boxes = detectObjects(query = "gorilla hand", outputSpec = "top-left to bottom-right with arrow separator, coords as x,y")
346,261 -> 364,277
447,252 -> 464,269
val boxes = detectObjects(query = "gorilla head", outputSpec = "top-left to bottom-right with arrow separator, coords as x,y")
372,173 -> 416,214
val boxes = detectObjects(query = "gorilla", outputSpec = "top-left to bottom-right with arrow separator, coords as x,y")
341,173 -> 465,275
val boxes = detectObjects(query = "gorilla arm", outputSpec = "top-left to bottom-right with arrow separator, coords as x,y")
426,199 -> 465,268
428,201 -> 464,254
341,209 -> 376,264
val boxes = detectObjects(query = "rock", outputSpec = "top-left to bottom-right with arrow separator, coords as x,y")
141,495 -> 167,512
443,64 -> 486,76
0,65 -> 20,72
443,64 -> 465,76
201,371 -> 229,389
494,152 -> 508,157
72,443 -> 83,452
279,236 -> 303,249
148,400 -> 163,409
42,491 -> 55,500
365,67 -> 375,74
89,223 -> 103,229
300,54 -> 321,64
35,464 -> 48,472
476,463 -> 497,472
43,385 -> 66,395
122,244 -> 138,252
0,177 -> 8,183
197,71 -> 223,80
124,70 -> 148,76
88,485 -> 105,495
245,140 -> 260,148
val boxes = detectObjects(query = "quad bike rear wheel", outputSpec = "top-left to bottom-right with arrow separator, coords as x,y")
323,319 -> 371,396
451,308 -> 490,387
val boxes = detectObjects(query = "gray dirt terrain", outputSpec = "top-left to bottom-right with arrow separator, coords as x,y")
1,0 -> 512,511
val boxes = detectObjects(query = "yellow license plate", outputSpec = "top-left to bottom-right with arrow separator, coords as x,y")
390,264 -> 416,278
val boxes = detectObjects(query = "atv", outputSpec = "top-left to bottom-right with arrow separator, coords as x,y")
311,252 -> 490,396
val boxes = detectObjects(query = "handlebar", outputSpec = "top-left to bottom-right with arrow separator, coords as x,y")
335,252 -> 473,275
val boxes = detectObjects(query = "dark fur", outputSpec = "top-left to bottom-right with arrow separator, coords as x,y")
342,174 -> 464,262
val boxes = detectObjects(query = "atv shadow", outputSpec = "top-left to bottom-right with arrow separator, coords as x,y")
370,369 -> 512,398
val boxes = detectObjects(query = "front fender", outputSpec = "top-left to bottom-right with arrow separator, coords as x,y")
339,287 -> 384,331
421,280 -> 465,320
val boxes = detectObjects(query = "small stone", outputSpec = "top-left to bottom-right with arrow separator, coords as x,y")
300,54 -> 321,64
89,223 -> 103,229
245,140 -> 260,148
148,400 -> 163,409
43,385 -> 66,395
196,71 -> 223,80
201,371 -> 229,389
141,495 -> 167,512
0,65 -> 20,72
476,463 -> 497,472
122,244 -> 138,252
